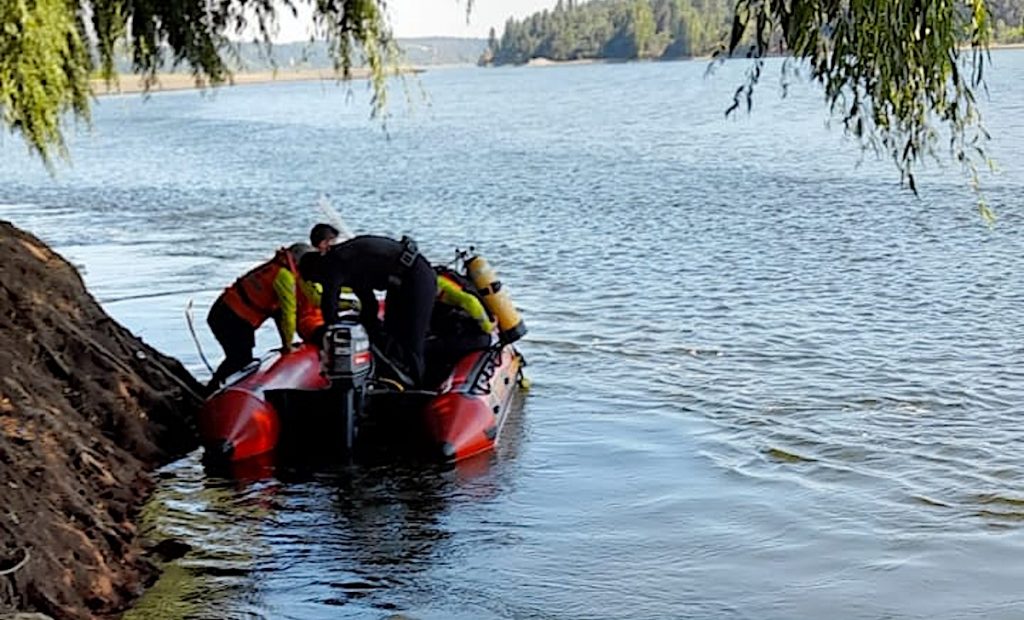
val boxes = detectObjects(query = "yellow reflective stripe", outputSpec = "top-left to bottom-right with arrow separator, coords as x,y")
273,268 -> 297,346
436,275 -> 494,333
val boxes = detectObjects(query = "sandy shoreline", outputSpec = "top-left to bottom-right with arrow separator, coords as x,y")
91,66 -> 422,95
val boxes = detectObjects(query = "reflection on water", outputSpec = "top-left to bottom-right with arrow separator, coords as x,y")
3,54 -> 1024,618
129,404 -> 526,620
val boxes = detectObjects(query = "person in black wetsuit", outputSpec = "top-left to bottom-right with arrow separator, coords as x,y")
299,233 -> 437,387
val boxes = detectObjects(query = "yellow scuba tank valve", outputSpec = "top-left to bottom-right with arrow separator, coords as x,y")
464,252 -> 527,344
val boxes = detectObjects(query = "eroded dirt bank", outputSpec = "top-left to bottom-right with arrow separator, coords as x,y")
0,220 -> 203,619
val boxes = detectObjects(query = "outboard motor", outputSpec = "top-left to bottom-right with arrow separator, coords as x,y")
320,316 -> 372,452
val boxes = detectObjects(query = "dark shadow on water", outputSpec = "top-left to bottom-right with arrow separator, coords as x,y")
130,396 -> 529,619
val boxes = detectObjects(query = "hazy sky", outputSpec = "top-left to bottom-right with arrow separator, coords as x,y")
274,1 -> 558,40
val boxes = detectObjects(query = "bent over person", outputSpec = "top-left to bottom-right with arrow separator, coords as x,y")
206,243 -> 315,390
300,233 -> 436,387
422,265 -> 496,386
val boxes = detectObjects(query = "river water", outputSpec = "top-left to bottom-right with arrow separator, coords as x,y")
2,53 -> 1024,619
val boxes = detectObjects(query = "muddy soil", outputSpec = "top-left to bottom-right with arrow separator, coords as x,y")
0,220 -> 203,619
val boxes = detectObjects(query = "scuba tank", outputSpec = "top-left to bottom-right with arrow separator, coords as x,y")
463,251 -> 527,344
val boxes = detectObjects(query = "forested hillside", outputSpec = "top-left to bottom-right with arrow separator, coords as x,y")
481,0 -> 1024,65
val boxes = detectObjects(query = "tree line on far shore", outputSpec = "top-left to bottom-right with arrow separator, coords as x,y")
480,0 -> 1024,66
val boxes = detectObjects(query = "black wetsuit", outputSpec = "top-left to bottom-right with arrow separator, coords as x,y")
318,235 -> 437,386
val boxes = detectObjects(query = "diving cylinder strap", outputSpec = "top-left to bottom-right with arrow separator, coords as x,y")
464,254 -> 527,344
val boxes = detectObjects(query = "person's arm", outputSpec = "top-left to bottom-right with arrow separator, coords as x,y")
437,276 -> 495,333
273,268 -> 297,351
320,272 -> 341,326
356,287 -> 381,334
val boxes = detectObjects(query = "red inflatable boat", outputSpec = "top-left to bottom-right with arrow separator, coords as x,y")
424,343 -> 525,462
198,344 -> 329,462
198,341 -> 526,465
200,249 -> 528,466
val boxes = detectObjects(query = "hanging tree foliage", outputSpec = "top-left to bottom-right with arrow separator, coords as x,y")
0,0 -> 399,167
721,0 -> 994,213
0,0 -> 998,208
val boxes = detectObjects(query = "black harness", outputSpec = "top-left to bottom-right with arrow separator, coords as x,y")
389,236 -> 421,288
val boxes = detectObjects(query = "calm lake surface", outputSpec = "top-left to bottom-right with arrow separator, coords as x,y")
2,53 -> 1024,619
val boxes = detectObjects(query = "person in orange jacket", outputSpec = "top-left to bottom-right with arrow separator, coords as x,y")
206,243 -> 315,389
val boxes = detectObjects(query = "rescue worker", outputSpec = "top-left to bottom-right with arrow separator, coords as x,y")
434,266 -> 494,335
206,243 -> 315,389
299,234 -> 436,387
298,222 -> 341,346
310,223 -> 340,254
423,266 -> 496,386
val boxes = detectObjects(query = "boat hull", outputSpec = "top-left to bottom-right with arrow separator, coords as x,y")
422,345 -> 524,462
198,344 -> 329,461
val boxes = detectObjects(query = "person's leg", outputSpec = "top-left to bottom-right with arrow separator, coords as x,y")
382,258 -> 436,386
207,299 -> 256,388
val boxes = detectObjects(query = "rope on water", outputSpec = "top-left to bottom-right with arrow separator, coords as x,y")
101,286 -> 221,305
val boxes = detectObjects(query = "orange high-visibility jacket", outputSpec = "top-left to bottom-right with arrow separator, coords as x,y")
221,250 -> 301,344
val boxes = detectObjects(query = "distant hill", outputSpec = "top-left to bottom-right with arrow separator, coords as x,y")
480,0 -> 1024,66
397,37 -> 489,66
246,38 -> 488,69
108,38 -> 487,74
